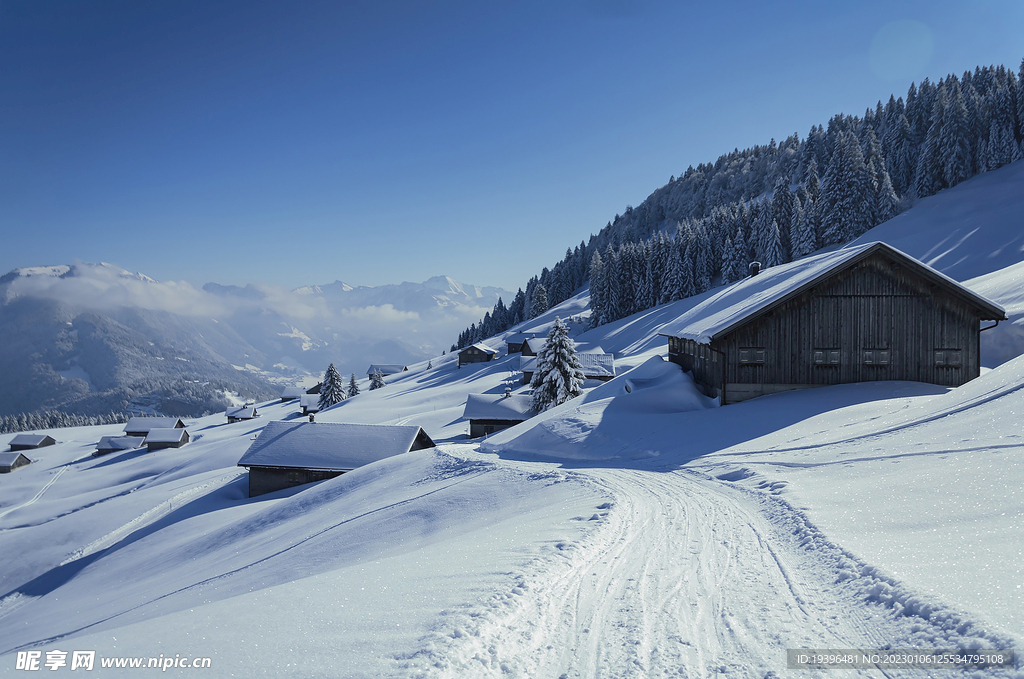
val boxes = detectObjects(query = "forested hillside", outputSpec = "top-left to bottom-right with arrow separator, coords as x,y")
456,59 -> 1024,345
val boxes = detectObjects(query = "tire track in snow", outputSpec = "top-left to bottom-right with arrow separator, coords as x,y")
404,467 -> 1019,678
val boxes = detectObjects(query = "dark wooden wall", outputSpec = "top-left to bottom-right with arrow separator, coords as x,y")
669,253 -> 986,403
248,466 -> 343,497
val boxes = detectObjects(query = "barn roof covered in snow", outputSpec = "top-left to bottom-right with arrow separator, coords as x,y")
659,241 -> 1006,345
366,364 -> 407,375
462,394 -> 533,421
577,352 -> 615,378
237,421 -> 434,471
9,434 -> 55,448
461,343 -> 498,355
300,393 -> 320,411
0,452 -> 31,466
124,417 -> 185,435
145,428 -> 189,444
280,386 -> 304,400
227,406 -> 258,420
96,436 -> 145,451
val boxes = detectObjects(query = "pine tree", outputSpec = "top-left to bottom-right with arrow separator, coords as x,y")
791,195 -> 817,258
530,283 -> 549,319
427,359 -> 433,369
762,219 -> 784,268
941,80 -> 973,188
318,363 -> 347,409
588,250 -> 607,328
349,373 -> 360,396
530,317 -> 585,413
369,369 -> 385,390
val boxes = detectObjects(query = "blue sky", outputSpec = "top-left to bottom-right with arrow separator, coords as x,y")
2,0 -> 1022,291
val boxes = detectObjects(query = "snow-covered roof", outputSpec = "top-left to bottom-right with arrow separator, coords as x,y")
237,420 -> 432,471
504,332 -> 535,344
462,394 -> 534,421
0,452 -> 29,466
577,353 -> 615,378
367,364 -> 407,375
522,338 -> 547,353
280,386 -> 304,399
660,241 -> 1007,344
227,406 -> 258,420
9,434 -> 52,447
96,436 -> 145,451
520,356 -> 537,373
461,343 -> 498,355
300,393 -> 320,411
145,428 -> 188,444
124,417 -> 184,434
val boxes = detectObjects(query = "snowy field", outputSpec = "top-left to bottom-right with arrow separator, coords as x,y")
1,162 -> 1023,676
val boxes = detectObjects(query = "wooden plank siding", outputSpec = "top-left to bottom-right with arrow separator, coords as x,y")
669,253 -> 990,404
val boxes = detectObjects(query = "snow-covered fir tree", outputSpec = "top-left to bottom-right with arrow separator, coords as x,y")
318,363 -> 347,410
530,317 -> 585,413
530,283 -> 549,319
348,373 -> 360,396
369,369 -> 385,391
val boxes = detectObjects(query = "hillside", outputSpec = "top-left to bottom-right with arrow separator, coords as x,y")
0,162 -> 1022,676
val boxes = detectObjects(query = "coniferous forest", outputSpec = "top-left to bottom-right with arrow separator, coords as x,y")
454,59 -> 1024,348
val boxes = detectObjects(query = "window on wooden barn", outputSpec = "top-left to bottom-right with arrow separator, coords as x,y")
935,349 -> 962,367
863,349 -> 890,365
738,348 -> 766,364
814,349 -> 841,365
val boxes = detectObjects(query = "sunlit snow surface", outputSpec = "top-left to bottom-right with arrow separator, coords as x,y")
1,161 -> 1023,676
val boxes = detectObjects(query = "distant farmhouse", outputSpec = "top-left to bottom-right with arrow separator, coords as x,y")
366,364 -> 408,377
94,436 -> 145,456
226,406 -> 259,423
8,434 -> 56,451
280,386 -> 304,402
237,421 -> 435,497
504,332 -> 536,354
462,393 -> 533,437
145,428 -> 190,451
660,242 -> 1007,405
458,343 -> 498,367
124,417 -> 186,438
0,452 -> 31,473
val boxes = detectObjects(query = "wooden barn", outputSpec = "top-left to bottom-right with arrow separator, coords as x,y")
8,434 -> 56,451
659,241 -> 1006,405
124,417 -> 186,438
237,421 -> 435,497
462,393 -> 533,437
280,386 -> 304,402
505,333 -> 536,354
226,406 -> 259,423
520,338 -> 547,357
94,436 -> 145,456
366,364 -> 408,377
0,452 -> 31,473
145,428 -> 190,451
458,343 -> 498,367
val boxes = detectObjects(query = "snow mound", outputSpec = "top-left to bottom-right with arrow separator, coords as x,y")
482,358 -> 716,461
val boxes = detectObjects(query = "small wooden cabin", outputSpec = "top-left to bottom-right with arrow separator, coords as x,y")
280,386 -> 304,402
0,452 -> 32,473
94,436 -> 145,456
462,393 -> 533,437
520,338 -> 547,357
227,406 -> 259,423
458,343 -> 498,367
145,428 -> 190,451
8,434 -> 56,451
124,417 -> 186,438
366,364 -> 408,377
505,333 -> 535,354
659,241 -> 1006,404
238,421 -> 436,497
520,352 -> 615,384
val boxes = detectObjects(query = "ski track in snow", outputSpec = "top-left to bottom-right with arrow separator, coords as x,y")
398,465 -> 1020,678
0,466 -> 69,522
